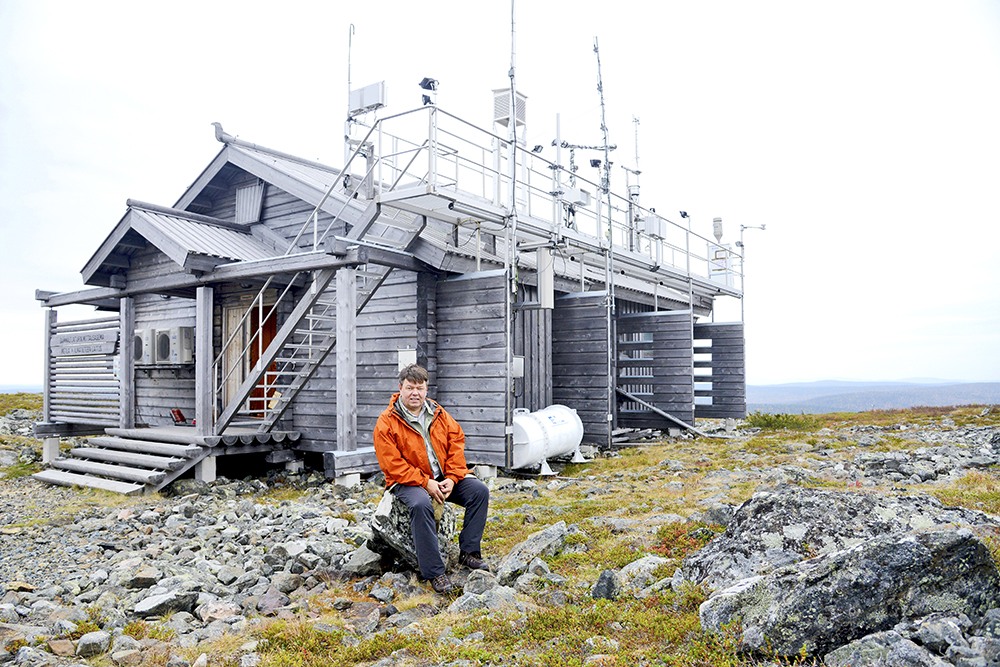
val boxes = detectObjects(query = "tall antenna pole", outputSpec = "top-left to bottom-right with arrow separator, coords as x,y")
344,24 -> 355,165
633,115 -> 640,173
593,36 -> 615,449
504,0 -> 518,468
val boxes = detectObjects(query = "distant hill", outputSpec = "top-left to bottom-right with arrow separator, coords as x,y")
747,381 -> 1000,414
0,385 -> 42,394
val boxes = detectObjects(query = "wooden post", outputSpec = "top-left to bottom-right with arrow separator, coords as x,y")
119,297 -> 135,429
336,269 -> 357,451
195,286 -> 213,436
195,456 -> 216,483
42,309 -> 55,424
42,437 -> 60,463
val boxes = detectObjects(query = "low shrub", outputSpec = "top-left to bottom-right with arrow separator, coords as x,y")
744,411 -> 815,431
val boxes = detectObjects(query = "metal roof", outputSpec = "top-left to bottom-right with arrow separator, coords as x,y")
129,206 -> 274,263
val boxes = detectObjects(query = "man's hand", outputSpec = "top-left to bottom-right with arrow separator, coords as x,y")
425,477 -> 445,503
425,477 -> 454,503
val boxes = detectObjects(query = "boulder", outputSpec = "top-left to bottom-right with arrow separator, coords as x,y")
699,526 -> 1000,659
369,490 -> 458,572
679,484 -> 999,592
495,521 -> 569,585
591,570 -> 622,600
133,591 -> 199,618
75,630 -> 112,657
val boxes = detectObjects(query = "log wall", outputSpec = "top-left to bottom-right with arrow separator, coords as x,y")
552,291 -> 613,444
435,270 -> 508,466
693,322 -> 747,419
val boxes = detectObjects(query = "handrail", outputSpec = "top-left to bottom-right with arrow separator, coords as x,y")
211,103 -> 744,431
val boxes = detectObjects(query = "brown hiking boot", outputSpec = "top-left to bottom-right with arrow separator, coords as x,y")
430,574 -> 455,594
459,551 -> 490,572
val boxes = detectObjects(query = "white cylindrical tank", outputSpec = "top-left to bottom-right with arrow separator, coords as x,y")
511,404 -> 584,469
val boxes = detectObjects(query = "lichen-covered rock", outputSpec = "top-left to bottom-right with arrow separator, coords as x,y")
368,490 -> 458,571
495,521 -> 568,585
700,526 -> 1000,659
679,484 -> 999,592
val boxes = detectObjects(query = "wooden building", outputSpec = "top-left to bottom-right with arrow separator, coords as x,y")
34,99 -> 746,494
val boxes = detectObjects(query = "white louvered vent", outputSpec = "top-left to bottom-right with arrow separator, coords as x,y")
493,88 -> 527,128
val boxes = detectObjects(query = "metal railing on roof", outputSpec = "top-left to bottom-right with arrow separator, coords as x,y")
342,105 -> 744,291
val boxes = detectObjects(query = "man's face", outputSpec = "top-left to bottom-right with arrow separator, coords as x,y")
400,379 -> 428,413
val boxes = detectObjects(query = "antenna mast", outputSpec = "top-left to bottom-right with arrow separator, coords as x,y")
504,0 -> 518,469
593,36 -> 615,449
344,24 -> 355,164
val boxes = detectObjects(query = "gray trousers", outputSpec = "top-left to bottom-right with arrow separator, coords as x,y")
391,476 -> 489,580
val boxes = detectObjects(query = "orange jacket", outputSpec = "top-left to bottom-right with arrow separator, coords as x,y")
373,393 -> 472,488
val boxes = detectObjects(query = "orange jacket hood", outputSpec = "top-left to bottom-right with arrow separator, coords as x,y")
373,392 -> 472,488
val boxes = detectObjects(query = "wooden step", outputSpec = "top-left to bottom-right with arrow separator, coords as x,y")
32,470 -> 145,495
68,447 -> 185,470
50,458 -> 166,485
88,436 -> 202,459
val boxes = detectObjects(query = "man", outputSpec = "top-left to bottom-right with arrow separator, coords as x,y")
373,364 -> 490,593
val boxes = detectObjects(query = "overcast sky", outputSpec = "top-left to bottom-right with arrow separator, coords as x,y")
2,0 -> 998,387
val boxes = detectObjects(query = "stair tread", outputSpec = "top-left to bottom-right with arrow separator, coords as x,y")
87,436 -> 202,459
50,458 -> 166,485
32,470 -> 145,495
69,447 -> 185,470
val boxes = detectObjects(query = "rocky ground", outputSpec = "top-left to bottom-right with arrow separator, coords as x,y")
0,407 -> 998,666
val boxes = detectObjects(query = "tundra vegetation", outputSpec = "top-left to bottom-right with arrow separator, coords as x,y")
1,394 -> 998,666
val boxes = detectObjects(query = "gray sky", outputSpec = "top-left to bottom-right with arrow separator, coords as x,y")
2,0 -> 998,386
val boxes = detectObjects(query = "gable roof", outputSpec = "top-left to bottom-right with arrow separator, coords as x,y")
174,139 -> 371,227
82,200 -> 277,287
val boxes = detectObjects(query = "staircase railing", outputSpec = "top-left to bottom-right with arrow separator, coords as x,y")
209,113 -> 435,435
211,127 -> 384,432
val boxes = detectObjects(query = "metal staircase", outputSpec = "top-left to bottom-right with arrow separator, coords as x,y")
213,196 -> 427,435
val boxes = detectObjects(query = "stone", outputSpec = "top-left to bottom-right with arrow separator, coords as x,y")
618,555 -> 669,592
197,600 -> 242,623
680,485 -> 999,593
76,630 -> 112,657
591,570 -> 622,600
271,572 -> 303,594
256,587 -> 291,616
700,527 -> 1000,659
134,591 -> 199,618
369,490 -> 459,572
46,638 -> 75,656
464,570 -> 499,595
495,521 -> 568,585
341,544 -> 383,576
448,585 -> 527,614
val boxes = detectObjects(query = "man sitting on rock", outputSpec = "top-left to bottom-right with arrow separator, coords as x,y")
373,364 -> 491,594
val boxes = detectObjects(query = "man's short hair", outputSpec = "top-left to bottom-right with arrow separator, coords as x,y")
398,364 -> 429,386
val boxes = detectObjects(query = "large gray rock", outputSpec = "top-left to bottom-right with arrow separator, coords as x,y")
75,630 -> 112,657
679,485 -> 999,592
133,591 -> 199,618
495,521 -> 568,585
369,490 -> 458,572
700,526 -> 1000,659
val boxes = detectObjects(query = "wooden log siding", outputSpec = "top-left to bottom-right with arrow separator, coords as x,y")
292,270 -> 424,453
131,258 -> 198,426
616,310 -> 695,428
693,322 -> 747,419
513,285 -> 553,411
552,291 -> 613,443
435,270 -> 508,466
45,314 -> 121,427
